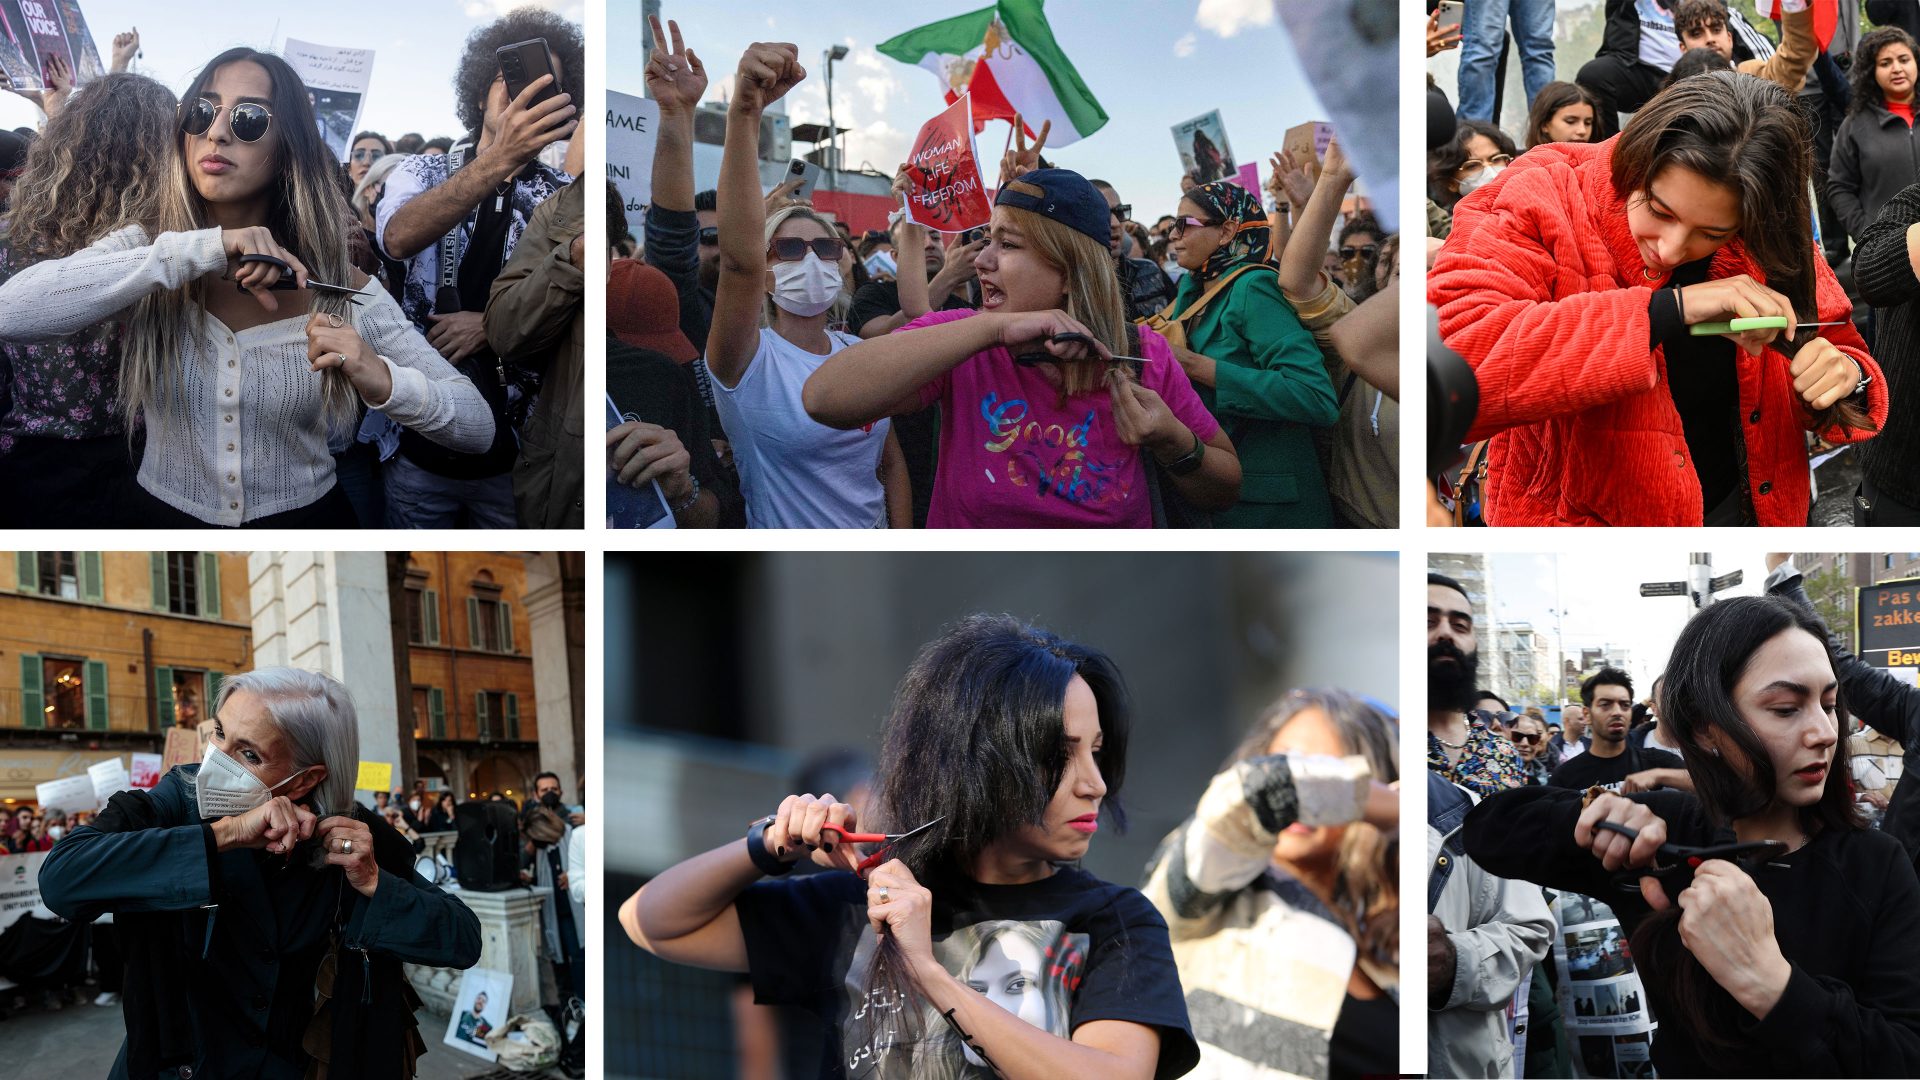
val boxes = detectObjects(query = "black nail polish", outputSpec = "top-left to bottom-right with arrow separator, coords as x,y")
807,842 -> 817,850
777,846 -> 786,856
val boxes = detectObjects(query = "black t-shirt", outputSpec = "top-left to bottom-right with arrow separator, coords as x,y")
734,865 -> 1199,1079
1657,258 -> 1743,520
1546,743 -> 1685,792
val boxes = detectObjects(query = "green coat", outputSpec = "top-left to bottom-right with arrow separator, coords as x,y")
1169,266 -> 1337,527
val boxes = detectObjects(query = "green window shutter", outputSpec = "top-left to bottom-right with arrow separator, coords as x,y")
20,655 -> 42,729
150,554 -> 168,610
475,692 -> 490,739
16,552 -> 36,593
80,552 -> 103,602
198,553 -> 221,619
498,602 -> 514,653
424,590 -> 441,644
505,693 -> 520,740
467,597 -> 481,649
205,671 -> 224,712
153,665 -> 175,727
85,660 -> 108,731
428,688 -> 446,738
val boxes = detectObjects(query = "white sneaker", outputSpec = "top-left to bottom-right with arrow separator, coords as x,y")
93,991 -> 119,1007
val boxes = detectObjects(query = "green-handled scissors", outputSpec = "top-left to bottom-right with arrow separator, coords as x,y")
1689,315 -> 1848,336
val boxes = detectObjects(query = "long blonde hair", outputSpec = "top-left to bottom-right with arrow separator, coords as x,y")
996,201 -> 1128,399
120,49 -> 360,445
6,74 -> 194,261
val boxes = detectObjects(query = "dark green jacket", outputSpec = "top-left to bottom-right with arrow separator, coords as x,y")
1169,266 -> 1337,527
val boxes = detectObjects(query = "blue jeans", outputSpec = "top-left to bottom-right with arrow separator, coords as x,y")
1457,0 -> 1557,122
384,453 -> 519,528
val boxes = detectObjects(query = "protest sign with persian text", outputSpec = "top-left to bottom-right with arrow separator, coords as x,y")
284,38 -> 376,163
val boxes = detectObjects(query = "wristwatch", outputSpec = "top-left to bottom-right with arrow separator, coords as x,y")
1850,357 -> 1873,398
1157,432 -> 1205,476
746,814 -> 794,876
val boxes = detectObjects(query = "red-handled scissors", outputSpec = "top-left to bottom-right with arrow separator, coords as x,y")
822,815 -> 946,875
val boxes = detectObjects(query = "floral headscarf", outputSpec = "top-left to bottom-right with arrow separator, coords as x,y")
1186,179 -> 1271,283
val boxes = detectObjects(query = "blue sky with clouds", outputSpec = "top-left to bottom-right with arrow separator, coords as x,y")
611,0 -> 1333,222
0,0 -> 583,140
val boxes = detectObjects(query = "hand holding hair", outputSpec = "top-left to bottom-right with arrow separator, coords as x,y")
1671,860 -> 1793,1019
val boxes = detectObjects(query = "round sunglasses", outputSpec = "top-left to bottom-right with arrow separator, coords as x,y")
179,98 -> 275,143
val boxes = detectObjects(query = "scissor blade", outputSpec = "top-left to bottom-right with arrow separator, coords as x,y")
886,815 -> 945,844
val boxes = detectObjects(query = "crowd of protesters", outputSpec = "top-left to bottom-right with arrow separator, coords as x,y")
609,18 -> 1399,529
1427,557 -> 1920,1077
0,7 -> 585,529
1422,0 -> 1920,527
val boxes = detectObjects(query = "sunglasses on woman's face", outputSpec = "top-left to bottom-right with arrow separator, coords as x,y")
179,98 -> 274,143
351,147 -> 385,162
1454,153 -> 1514,179
1511,731 -> 1542,745
767,236 -> 845,262
1167,215 -> 1222,238
1340,244 -> 1379,260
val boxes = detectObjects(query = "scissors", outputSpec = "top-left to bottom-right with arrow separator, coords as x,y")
1013,331 -> 1154,367
819,815 -> 946,876
1689,315 -> 1848,337
1592,819 -> 1789,895
234,253 -> 365,304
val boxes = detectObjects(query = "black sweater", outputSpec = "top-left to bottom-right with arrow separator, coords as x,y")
1851,183 -> 1920,507
1830,108 -> 1920,242
1464,785 -> 1920,1077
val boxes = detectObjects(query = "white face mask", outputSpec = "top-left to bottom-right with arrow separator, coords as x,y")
1458,165 -> 1504,196
770,251 -> 842,316
409,798 -> 422,812
47,826 -> 64,840
196,742 -> 305,819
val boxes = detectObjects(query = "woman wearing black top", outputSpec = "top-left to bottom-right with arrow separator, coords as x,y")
621,614 -> 1199,1079
426,790 -> 457,832
1463,595 -> 1920,1077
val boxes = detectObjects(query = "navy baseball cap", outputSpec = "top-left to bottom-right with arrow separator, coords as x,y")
994,168 -> 1109,247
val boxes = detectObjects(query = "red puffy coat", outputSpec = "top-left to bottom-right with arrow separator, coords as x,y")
1431,138 -> 1888,527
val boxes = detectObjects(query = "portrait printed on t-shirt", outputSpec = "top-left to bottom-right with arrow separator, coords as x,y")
840,918 -> 1087,1078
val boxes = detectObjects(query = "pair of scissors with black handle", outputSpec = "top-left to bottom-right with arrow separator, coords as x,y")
1591,819 -> 1790,895
1012,331 -> 1154,368
233,253 -> 364,304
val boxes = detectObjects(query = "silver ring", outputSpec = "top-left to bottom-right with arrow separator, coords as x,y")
336,352 -> 349,367
342,838 -> 353,854
876,885 -> 890,904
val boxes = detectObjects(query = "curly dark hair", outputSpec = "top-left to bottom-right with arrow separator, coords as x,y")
1849,26 -> 1919,116
453,7 -> 586,135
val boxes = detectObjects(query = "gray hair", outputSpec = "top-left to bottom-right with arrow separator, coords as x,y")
214,667 -> 360,816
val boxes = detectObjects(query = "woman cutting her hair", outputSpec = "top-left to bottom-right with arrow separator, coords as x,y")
0,48 -> 491,527
1429,71 -> 1888,526
623,614 -> 1200,1078
39,668 -> 482,1079
1462,596 -> 1920,1076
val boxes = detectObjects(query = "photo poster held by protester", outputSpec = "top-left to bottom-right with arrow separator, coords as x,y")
1550,890 -> 1657,1078
282,38 -> 375,163
1172,108 -> 1235,186
444,967 -> 513,1062
606,89 -> 659,209
903,92 -> 992,234
606,395 -> 674,529
0,0 -> 104,90
0,850 -> 50,932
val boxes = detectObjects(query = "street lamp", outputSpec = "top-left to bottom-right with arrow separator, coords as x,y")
825,44 -> 848,192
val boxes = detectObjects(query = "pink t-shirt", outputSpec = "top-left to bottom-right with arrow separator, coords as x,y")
901,308 -> 1220,528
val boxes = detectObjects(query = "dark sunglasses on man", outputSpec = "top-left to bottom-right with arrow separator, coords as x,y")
698,226 -> 719,247
1510,730 -> 1543,745
1340,244 -> 1379,261
767,236 -> 845,262
179,98 -> 274,143
1110,203 -> 1131,221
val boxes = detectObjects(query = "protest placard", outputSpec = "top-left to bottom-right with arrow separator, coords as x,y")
0,851 -> 48,932
1283,121 -> 1335,172
903,93 -> 991,234
445,967 -> 514,1062
1172,109 -> 1236,186
161,725 -> 203,774
283,38 -> 377,163
607,90 -> 659,210
35,773 -> 94,815
1228,160 -> 1260,196
88,756 -> 130,803
0,0 -> 104,91
130,752 -> 162,789
356,760 -> 393,793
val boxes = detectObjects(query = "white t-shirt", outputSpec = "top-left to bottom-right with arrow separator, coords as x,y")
712,328 -> 890,528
